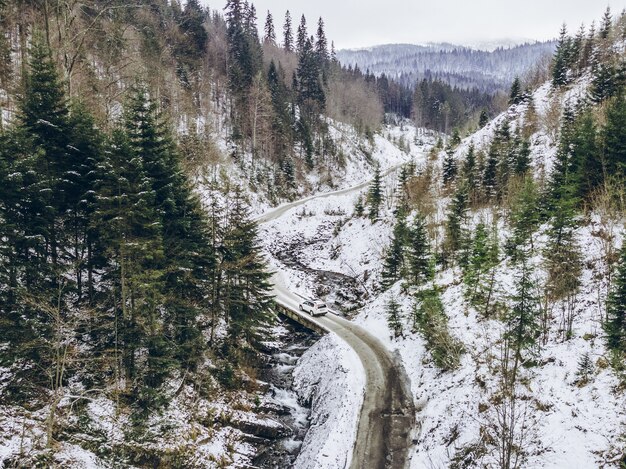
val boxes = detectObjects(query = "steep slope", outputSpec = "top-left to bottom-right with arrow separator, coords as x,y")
263,12 -> 626,469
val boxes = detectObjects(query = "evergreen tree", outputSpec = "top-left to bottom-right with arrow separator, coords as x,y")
354,194 -> 365,217
64,102 -> 106,304
606,245 -> 626,355
575,352 -> 595,385
544,195 -> 582,340
571,110 -> 602,200
464,221 -> 500,312
445,184 -> 469,259
478,109 -> 489,128
264,11 -> 276,44
599,7 -> 612,40
381,219 -> 407,289
386,297 -> 404,338
509,77 -> 523,105
482,145 -> 499,200
505,254 -> 541,367
602,92 -> 626,179
283,10 -> 293,52
512,134 -> 531,176
178,0 -> 208,62
442,149 -> 457,185
222,187 -> 274,346
506,176 -> 540,259
462,144 -> 477,190
552,24 -> 572,87
18,34 -> 71,268
315,17 -> 329,62
296,15 -> 307,53
367,165 -> 383,220
406,214 -> 432,285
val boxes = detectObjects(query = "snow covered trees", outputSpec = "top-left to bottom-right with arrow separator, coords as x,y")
0,36 -> 275,415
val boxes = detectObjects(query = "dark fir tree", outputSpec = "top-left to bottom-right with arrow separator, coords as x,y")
381,220 -> 407,289
315,17 -> 329,62
367,165 -> 383,220
504,254 -> 541,374
443,149 -> 457,185
386,297 -> 404,338
552,24 -> 572,87
602,92 -> 626,179
406,214 -> 432,286
296,14 -> 308,53
509,77 -> 523,105
222,187 -> 274,347
445,184 -> 469,259
606,245 -> 626,355
283,10 -> 293,51
264,11 -> 276,44
478,109 -> 490,128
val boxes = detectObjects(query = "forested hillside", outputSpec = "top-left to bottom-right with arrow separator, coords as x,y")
0,0 -> 410,466
369,8 -> 626,467
260,7 -> 626,468
338,41 -> 556,93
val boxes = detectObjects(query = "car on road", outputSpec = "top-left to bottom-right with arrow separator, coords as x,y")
299,300 -> 328,317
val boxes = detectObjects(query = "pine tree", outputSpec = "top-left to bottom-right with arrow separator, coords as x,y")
315,17 -> 328,62
505,254 -> 541,369
552,24 -> 572,87
406,214 -> 432,286
442,149 -> 457,185
64,102 -> 106,304
606,245 -> 626,355
178,0 -> 208,62
222,187 -> 274,346
283,10 -> 293,52
367,165 -> 383,220
18,34 -> 71,268
296,15 -> 307,53
462,144 -> 477,189
602,93 -> 626,179
544,195 -> 582,340
354,194 -> 365,217
483,145 -> 499,200
381,227 -> 406,289
445,184 -> 469,259
509,77 -> 523,105
512,134 -> 531,176
244,3 -> 259,41
264,11 -> 276,44
386,297 -> 404,338
478,109 -> 489,128
599,7 -> 612,40
571,110 -> 601,200
464,222 -> 499,311
506,176 -> 540,259
575,352 -> 595,385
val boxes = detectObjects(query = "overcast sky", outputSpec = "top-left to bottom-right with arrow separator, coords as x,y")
232,0 -> 624,49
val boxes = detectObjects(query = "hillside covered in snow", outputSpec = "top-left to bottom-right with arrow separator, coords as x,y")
261,9 -> 626,469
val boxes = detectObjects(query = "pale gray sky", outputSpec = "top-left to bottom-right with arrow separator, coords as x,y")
229,0 -> 624,49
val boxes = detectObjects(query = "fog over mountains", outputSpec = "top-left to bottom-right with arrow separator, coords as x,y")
337,41 -> 557,93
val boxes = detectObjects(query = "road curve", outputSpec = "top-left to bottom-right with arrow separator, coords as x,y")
258,161 -> 419,468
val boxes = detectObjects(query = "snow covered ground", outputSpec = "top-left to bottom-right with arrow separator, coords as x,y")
291,333 -> 365,469
260,94 -> 626,467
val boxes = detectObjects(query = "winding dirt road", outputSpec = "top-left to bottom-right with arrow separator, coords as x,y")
257,165 -> 417,469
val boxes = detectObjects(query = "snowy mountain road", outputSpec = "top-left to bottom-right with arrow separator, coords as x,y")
258,165 -> 417,468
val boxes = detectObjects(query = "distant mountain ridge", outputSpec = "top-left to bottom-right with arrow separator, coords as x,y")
337,41 -> 557,93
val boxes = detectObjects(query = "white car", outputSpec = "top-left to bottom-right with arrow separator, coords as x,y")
299,300 -> 328,317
